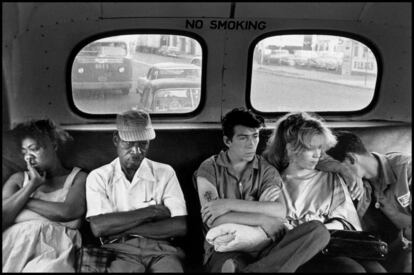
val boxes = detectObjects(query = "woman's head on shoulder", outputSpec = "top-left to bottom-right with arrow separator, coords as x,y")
13,119 -> 72,171
264,112 -> 336,171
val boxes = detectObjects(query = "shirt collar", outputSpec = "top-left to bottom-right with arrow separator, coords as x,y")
216,150 -> 259,169
371,152 -> 395,192
114,157 -> 156,183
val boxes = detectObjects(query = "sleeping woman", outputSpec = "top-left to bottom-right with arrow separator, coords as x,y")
2,119 -> 87,272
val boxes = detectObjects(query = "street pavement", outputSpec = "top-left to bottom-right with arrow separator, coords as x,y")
254,63 -> 376,89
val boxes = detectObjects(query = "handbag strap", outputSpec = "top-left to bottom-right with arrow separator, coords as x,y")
324,217 -> 356,231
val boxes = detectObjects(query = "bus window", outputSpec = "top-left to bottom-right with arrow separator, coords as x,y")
71,34 -> 203,115
250,34 -> 378,113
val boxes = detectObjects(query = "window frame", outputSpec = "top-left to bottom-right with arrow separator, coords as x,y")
67,30 -> 207,119
246,30 -> 382,117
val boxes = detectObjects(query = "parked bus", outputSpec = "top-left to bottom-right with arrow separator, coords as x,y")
72,36 -> 136,96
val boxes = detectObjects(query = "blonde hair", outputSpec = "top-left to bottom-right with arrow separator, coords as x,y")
263,112 -> 337,171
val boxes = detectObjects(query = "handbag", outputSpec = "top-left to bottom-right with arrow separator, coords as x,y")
321,217 -> 388,261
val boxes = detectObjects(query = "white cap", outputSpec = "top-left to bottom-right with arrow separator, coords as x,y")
116,110 -> 156,141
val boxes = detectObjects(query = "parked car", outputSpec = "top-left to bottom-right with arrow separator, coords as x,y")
191,56 -> 202,66
72,38 -> 134,95
159,45 -> 181,57
263,47 -> 290,64
140,78 -> 201,113
136,62 -> 201,94
280,50 -> 318,67
279,53 -> 296,66
309,52 -> 344,71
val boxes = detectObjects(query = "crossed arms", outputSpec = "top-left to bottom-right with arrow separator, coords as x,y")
86,171 -> 187,241
196,177 -> 286,238
2,170 -> 87,231
88,205 -> 187,240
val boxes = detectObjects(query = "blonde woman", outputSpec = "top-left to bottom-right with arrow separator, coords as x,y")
263,112 -> 385,273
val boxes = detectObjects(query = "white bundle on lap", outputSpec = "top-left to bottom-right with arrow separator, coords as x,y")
206,223 -> 271,252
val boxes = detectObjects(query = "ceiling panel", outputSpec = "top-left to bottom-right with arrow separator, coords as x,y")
235,2 -> 411,29
360,3 -> 411,28
235,2 -> 365,20
102,2 -> 231,18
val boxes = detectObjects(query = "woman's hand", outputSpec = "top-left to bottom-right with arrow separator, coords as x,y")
25,158 -> 46,189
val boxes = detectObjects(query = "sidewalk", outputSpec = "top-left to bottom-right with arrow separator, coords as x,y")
134,51 -> 376,90
255,63 -> 376,89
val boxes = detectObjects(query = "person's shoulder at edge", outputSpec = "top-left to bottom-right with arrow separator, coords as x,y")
382,152 -> 411,166
145,157 -> 176,175
259,155 -> 275,168
87,158 -> 118,179
3,171 -> 25,188
197,152 -> 223,170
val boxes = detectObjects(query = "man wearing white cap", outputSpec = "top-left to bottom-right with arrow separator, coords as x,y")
85,109 -> 188,272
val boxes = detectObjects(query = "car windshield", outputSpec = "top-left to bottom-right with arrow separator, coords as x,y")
156,88 -> 189,97
153,88 -> 200,113
158,68 -> 200,78
78,42 -> 127,57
